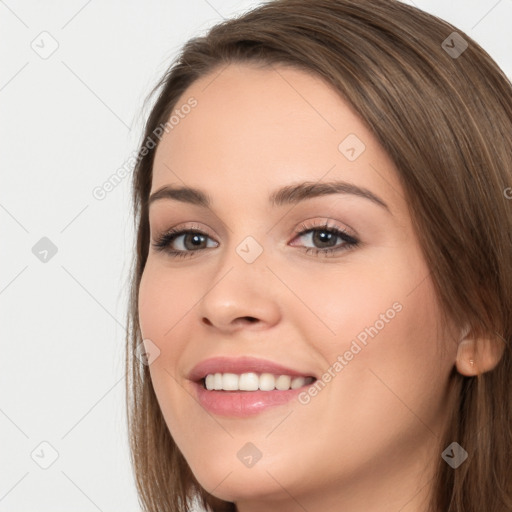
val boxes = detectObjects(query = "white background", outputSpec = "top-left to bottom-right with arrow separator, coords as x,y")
1,1 -> 511,511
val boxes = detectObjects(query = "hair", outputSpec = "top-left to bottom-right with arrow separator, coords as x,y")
125,0 -> 512,510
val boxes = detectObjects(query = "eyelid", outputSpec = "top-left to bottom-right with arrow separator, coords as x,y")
152,218 -> 353,243
291,217 -> 356,237
150,215 -> 362,261
152,221 -> 216,240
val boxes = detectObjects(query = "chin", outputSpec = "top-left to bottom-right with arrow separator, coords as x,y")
186,451 -> 302,503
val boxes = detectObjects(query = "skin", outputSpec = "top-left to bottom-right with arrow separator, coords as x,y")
137,62 -> 487,512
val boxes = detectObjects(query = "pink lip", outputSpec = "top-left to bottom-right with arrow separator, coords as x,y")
187,355 -> 316,382
187,356 -> 317,417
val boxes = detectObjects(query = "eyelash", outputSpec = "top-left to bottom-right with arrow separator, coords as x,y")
151,221 -> 359,259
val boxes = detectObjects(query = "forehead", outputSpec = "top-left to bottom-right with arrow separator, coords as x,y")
150,63 -> 401,208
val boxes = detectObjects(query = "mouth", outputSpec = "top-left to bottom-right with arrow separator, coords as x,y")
199,372 -> 317,392
187,356 -> 318,415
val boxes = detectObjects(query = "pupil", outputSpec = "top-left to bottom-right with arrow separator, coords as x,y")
186,234 -> 205,249
314,230 -> 335,248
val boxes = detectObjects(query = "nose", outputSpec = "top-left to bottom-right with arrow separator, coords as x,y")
197,243 -> 282,333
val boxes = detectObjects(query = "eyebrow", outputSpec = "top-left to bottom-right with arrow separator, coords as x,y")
148,180 -> 390,213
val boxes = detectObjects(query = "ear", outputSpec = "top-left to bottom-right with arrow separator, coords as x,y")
455,328 -> 507,376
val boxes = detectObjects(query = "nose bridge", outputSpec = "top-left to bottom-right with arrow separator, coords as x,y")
213,230 -> 270,298
216,213 -> 271,273
233,233 -> 266,266
197,228 -> 281,328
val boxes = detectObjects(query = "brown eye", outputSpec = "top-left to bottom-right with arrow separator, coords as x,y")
152,229 -> 218,258
291,222 -> 359,257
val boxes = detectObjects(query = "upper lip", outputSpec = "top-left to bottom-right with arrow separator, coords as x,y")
187,356 -> 317,382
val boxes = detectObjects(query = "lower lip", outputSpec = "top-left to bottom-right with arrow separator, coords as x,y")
192,380 -> 313,417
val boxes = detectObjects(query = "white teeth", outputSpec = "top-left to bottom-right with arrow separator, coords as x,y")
239,372 -> 259,391
259,373 -> 275,391
291,377 -> 307,389
204,372 -> 314,391
222,373 -> 239,390
275,375 -> 292,390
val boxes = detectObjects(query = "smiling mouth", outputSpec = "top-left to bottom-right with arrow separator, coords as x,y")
200,372 -> 316,391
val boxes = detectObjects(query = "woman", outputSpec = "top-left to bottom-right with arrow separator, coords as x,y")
126,0 -> 512,510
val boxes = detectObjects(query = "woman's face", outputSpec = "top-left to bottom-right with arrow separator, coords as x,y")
138,63 -> 459,510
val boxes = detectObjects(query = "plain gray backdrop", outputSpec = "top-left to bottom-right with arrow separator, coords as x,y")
1,1 -> 511,510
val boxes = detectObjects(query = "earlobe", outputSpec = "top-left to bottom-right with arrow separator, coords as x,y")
455,338 -> 478,376
455,331 -> 506,376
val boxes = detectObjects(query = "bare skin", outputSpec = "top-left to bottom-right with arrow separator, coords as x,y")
137,62 -> 499,512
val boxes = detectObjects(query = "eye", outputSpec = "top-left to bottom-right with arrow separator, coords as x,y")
290,220 -> 359,257
152,224 -> 218,259
151,220 -> 359,259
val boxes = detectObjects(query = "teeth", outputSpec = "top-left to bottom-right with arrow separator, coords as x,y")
222,373 -> 239,390
275,375 -> 291,390
259,373 -> 275,391
205,374 -> 215,390
291,376 -> 306,389
239,372 -> 259,390
203,372 -> 314,391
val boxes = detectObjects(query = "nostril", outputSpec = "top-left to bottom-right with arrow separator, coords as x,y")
201,317 -> 258,326
237,316 -> 259,325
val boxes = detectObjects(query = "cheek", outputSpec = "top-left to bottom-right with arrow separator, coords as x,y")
287,247 -> 450,412
138,260 -> 197,342
315,262 -> 450,433
137,261 -> 203,438
276,254 -> 416,346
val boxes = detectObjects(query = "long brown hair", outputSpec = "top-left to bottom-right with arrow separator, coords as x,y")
125,1 -> 512,510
